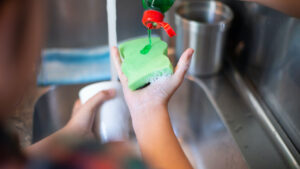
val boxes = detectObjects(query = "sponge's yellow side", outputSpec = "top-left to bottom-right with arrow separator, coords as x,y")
120,37 -> 173,90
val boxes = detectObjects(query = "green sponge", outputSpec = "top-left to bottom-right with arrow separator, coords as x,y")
120,37 -> 173,90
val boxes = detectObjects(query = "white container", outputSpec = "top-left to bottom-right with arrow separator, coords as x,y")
79,81 -> 130,143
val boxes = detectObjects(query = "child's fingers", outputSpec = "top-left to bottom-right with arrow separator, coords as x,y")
111,47 -> 128,85
68,90 -> 116,133
71,99 -> 82,117
173,48 -> 194,85
79,89 -> 116,117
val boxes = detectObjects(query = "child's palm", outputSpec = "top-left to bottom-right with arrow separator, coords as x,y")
112,47 -> 194,114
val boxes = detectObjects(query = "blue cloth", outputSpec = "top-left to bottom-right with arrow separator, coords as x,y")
37,47 -> 111,86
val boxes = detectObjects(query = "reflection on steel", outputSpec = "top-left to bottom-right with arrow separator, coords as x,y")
225,1 -> 300,154
230,69 -> 300,169
175,1 -> 233,76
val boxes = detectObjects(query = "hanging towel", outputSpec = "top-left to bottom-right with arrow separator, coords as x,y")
37,46 -> 111,86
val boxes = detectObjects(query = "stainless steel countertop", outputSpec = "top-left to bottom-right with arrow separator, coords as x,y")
191,69 -> 299,169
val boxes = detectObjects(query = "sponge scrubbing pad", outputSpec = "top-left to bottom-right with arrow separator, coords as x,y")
120,37 -> 173,90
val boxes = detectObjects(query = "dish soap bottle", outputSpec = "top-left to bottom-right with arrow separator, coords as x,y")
142,0 -> 176,37
140,0 -> 176,54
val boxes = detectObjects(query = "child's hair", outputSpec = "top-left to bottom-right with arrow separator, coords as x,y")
0,0 -> 34,60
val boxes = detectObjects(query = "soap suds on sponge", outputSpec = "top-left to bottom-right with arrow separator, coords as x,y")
120,37 -> 173,90
148,71 -> 172,84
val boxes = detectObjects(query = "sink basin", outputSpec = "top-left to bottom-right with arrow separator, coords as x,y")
33,77 -> 248,169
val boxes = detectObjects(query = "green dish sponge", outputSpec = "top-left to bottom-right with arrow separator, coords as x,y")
120,37 -> 173,90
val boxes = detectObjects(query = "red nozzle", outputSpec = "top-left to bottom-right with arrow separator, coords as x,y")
159,22 -> 176,37
142,10 -> 176,37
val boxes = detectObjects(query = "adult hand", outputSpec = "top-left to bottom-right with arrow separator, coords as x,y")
244,0 -> 300,18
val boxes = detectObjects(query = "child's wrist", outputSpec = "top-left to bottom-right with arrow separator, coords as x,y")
130,104 -> 169,127
130,103 -> 167,117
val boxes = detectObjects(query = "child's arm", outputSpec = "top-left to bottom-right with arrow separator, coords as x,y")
112,47 -> 194,169
26,90 -> 116,157
246,0 -> 300,18
132,106 -> 192,169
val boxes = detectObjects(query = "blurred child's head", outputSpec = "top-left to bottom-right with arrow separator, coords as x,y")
0,0 -> 44,117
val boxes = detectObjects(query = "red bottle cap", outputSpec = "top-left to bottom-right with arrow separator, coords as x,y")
142,10 -> 176,37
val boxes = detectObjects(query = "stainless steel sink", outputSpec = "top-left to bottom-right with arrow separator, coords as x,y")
33,76 -> 248,169
33,71 -> 300,169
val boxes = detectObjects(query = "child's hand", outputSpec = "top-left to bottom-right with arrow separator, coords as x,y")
112,47 -> 194,169
111,47 -> 194,115
27,90 -> 116,157
65,89 -> 116,138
